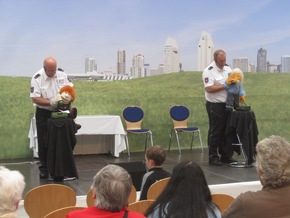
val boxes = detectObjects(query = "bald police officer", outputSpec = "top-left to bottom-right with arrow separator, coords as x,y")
202,50 -> 236,166
30,56 -> 73,178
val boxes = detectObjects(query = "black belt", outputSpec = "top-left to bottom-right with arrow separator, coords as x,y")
206,101 -> 225,104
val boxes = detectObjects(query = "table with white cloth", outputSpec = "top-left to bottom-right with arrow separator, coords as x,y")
28,115 -> 127,157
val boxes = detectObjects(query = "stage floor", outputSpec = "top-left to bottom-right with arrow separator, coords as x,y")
1,148 -> 259,196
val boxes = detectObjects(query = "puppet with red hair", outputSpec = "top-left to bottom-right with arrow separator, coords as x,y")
53,85 -> 81,130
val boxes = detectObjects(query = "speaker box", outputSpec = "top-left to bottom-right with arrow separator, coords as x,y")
113,162 -> 146,191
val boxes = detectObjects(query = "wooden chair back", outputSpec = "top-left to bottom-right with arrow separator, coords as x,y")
128,199 -> 155,215
147,177 -> 170,200
211,193 -> 234,213
86,185 -> 137,207
43,206 -> 86,218
24,184 -> 76,218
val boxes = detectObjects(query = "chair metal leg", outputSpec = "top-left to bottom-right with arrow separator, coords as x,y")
144,133 -> 148,151
168,129 -> 174,151
125,134 -> 130,157
236,133 -> 248,164
175,130 -> 181,154
149,131 -> 153,146
190,132 -> 194,150
197,129 -> 203,153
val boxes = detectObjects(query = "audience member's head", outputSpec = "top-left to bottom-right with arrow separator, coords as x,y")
0,166 -> 25,215
145,161 -> 218,217
256,135 -> 290,188
91,164 -> 132,212
145,145 -> 167,168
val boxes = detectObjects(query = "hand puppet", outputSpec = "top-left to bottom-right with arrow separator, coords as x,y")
51,85 -> 81,130
224,68 -> 246,111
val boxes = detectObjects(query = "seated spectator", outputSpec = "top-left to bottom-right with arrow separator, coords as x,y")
139,145 -> 171,200
66,164 -> 145,218
0,166 -> 26,218
145,161 -> 221,218
223,135 -> 290,218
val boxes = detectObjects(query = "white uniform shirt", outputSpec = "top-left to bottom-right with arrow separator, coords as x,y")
30,68 -> 73,111
202,61 -> 231,103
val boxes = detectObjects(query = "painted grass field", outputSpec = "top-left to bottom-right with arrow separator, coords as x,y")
1,72 -> 290,159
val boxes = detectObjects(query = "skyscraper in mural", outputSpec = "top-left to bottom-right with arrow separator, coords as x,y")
85,57 -> 97,73
163,37 -> 180,74
132,53 -> 145,78
232,57 -> 249,72
117,50 -> 126,74
257,48 -> 267,72
281,55 -> 290,72
198,31 -> 214,71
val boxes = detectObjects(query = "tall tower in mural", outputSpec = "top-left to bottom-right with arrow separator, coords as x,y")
163,37 -> 180,74
197,31 -> 214,71
256,48 -> 267,72
85,57 -> 97,73
117,50 -> 126,74
132,53 -> 145,78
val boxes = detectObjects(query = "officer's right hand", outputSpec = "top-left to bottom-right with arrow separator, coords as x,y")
49,94 -> 62,108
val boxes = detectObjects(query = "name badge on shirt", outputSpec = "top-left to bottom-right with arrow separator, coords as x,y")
57,78 -> 65,85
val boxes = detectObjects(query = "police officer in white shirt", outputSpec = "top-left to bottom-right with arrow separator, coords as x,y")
30,56 -> 73,178
202,50 -> 236,166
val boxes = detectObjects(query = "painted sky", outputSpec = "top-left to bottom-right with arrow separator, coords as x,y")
1,0 -> 290,76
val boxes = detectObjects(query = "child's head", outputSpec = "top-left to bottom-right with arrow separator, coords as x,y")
145,145 -> 167,168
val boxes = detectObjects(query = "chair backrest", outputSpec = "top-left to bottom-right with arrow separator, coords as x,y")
123,106 -> 144,130
170,105 -> 190,128
211,193 -> 234,213
128,199 -> 155,215
86,185 -> 137,207
24,184 -> 77,218
147,177 -> 170,200
43,206 -> 86,218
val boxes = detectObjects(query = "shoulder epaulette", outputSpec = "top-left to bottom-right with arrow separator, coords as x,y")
208,66 -> 213,70
58,68 -> 64,72
34,73 -> 40,79
225,64 -> 229,66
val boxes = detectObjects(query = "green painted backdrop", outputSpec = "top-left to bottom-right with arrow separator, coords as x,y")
0,72 -> 289,160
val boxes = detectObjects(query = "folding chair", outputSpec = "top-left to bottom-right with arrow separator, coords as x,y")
122,106 -> 153,156
211,193 -> 234,213
168,105 -> 203,154
43,206 -> 86,218
147,177 -> 170,200
24,184 -> 76,218
128,199 -> 155,215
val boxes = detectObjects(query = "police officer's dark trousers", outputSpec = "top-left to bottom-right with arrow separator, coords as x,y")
206,101 -> 229,159
35,107 -> 52,175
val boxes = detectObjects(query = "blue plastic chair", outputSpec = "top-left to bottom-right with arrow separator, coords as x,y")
122,106 -> 153,156
168,105 -> 203,154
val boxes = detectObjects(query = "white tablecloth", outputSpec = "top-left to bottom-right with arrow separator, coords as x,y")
28,115 -> 127,157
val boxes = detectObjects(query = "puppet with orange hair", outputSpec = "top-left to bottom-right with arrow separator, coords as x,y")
55,85 -> 81,130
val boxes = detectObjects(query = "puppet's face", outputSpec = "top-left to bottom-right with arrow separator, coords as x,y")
229,72 -> 241,83
60,91 -> 72,103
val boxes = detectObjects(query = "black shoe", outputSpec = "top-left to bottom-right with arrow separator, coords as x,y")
221,157 -> 237,163
53,176 -> 64,182
39,171 -> 49,179
209,158 -> 222,166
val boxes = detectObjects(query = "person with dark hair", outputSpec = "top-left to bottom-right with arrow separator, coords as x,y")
145,161 -> 221,218
66,164 -> 145,218
223,135 -> 290,218
139,145 -> 171,200
202,49 -> 236,166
